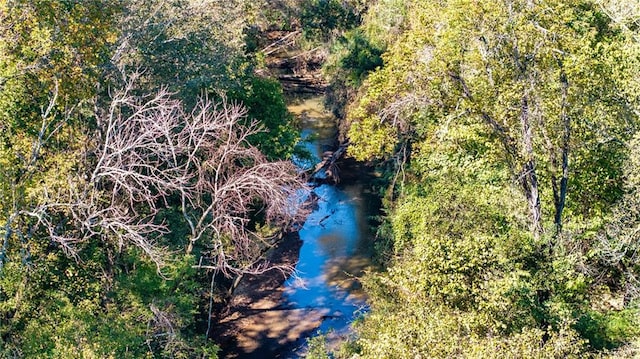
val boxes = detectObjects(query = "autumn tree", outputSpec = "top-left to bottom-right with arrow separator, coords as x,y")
0,0 -> 121,286
348,0 -> 639,238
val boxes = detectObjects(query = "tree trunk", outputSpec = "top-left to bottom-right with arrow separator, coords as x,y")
520,96 -> 543,239
553,67 -> 570,233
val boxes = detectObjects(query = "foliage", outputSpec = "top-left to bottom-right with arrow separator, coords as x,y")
0,0 -> 307,356
300,0 -> 361,42
306,332 -> 330,359
3,0 -> 640,357
575,308 -> 640,350
0,245 -> 219,358
359,0 -> 408,48
339,0 -> 640,357
346,0 -> 640,247
335,30 -> 384,87
230,76 -> 300,159
323,29 -> 384,120
114,0 -> 300,159
114,0 -> 249,98
595,132 -> 640,305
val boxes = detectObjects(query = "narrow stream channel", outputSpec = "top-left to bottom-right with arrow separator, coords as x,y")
283,95 -> 379,357
217,95 -> 379,358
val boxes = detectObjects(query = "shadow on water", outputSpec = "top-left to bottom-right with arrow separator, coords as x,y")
220,95 -> 379,358
282,95 -> 379,357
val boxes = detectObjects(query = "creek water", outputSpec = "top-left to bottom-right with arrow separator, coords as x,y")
282,95 -> 379,357
218,95 -> 379,358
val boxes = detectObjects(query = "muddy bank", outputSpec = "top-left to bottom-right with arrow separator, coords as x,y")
214,232 -> 329,358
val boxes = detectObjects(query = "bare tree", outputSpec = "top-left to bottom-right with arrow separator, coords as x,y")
4,72 -> 308,277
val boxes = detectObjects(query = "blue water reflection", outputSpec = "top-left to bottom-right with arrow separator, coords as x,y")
284,96 -> 375,355
284,184 -> 365,325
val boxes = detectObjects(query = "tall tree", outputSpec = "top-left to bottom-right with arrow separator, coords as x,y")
0,1 -> 308,356
0,0 -> 120,272
347,0 -> 639,239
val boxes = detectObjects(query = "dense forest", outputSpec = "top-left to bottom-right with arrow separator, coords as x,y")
1,0 -> 639,358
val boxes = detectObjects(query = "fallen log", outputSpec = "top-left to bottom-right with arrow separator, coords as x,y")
310,142 -> 349,182
260,30 -> 301,56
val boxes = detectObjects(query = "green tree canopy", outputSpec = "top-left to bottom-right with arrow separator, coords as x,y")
341,0 -> 640,357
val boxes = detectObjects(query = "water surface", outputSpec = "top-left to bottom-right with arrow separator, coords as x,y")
283,95 -> 378,356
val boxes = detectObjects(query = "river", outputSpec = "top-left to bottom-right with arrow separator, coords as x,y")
282,95 -> 379,356
217,94 -> 379,358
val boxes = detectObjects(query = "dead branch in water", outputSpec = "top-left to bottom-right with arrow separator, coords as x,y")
310,142 -> 349,183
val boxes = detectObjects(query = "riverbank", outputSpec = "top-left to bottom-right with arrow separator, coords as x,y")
214,232 -> 330,358
214,23 -> 382,356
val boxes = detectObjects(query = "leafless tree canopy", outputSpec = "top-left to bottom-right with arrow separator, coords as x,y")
14,72 -> 308,275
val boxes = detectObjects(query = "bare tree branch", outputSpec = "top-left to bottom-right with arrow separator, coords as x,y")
7,72 -> 309,276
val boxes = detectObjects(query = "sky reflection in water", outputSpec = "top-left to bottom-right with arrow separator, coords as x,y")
284,183 -> 369,333
285,97 -> 373,342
